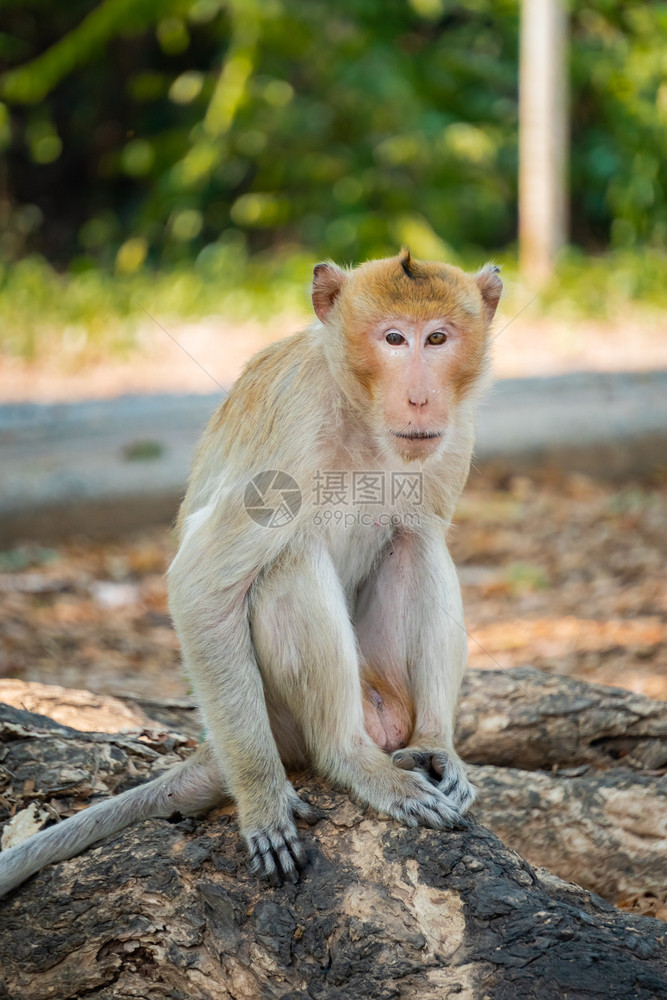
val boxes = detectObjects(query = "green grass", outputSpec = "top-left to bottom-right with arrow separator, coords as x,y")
0,248 -> 315,363
473,245 -> 667,323
1,245 -> 666,365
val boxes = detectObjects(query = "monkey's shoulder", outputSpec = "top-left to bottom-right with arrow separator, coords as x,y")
209,328 -> 330,439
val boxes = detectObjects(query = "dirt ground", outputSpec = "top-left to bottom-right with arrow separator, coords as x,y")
1,468 -> 664,704
1,301 -> 665,705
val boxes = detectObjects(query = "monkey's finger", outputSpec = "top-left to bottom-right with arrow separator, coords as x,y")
391,798 -> 454,830
284,828 -> 308,870
404,799 -> 459,829
247,833 -> 284,886
261,853 -> 284,887
290,796 -> 321,825
392,750 -> 429,771
444,779 -> 476,814
274,845 -> 299,883
428,755 -> 446,778
437,757 -> 469,793
268,829 -> 305,882
413,806 -> 456,830
432,762 -> 476,814
439,775 -> 457,796
436,804 -> 469,830
426,790 -> 470,828
404,780 -> 469,829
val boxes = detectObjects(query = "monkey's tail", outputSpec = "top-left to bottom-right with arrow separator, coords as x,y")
0,744 -> 223,899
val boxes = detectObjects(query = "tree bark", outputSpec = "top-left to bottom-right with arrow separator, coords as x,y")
458,666 -> 667,773
1,671 -> 666,1000
3,667 -> 665,770
473,764 -> 667,909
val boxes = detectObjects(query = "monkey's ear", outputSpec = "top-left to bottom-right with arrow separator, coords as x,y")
475,264 -> 503,323
312,262 -> 347,323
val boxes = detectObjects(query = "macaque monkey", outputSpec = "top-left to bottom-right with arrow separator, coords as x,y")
0,249 -> 501,895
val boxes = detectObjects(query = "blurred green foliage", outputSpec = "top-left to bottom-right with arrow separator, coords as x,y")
0,0 -> 666,342
4,243 -> 667,365
1,0 -> 665,274
0,247 -> 317,360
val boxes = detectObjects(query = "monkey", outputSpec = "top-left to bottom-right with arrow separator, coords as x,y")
0,248 -> 501,895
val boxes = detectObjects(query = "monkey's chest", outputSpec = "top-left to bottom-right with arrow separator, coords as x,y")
325,518 -> 394,596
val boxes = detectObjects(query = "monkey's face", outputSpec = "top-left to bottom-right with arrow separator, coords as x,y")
363,313 -> 471,461
312,249 -> 502,464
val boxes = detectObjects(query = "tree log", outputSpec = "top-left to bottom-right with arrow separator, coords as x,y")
1,781 -> 666,998
473,765 -> 667,907
458,666 -> 667,772
4,666 -> 665,771
1,675 -> 667,1000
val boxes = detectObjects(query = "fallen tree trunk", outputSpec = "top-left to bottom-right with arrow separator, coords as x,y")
1,778 -> 666,1000
1,671 -> 666,999
473,764 -> 667,909
457,666 -> 667,772
4,667 -> 665,770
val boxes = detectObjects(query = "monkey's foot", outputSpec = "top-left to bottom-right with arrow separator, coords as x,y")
359,764 -> 468,831
244,789 -> 318,886
392,747 -> 476,814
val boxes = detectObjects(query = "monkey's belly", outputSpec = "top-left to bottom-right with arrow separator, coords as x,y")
362,683 -> 412,753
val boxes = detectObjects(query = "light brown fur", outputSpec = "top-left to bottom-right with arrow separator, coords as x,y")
0,251 -> 501,895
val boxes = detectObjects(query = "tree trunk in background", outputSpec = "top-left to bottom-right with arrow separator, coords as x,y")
519,0 -> 569,283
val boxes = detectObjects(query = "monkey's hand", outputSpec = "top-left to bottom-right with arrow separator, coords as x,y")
339,751 -> 468,831
242,784 -> 319,886
392,747 -> 476,814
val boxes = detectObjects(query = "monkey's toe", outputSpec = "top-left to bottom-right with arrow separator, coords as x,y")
391,747 -> 476,817
246,824 -> 307,886
392,746 -> 446,786
288,791 -> 321,825
392,749 -> 431,772
383,769 -> 468,831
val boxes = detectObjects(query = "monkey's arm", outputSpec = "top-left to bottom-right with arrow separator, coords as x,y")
168,505 -> 317,884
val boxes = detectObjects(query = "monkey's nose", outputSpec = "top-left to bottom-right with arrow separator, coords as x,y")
408,396 -> 428,408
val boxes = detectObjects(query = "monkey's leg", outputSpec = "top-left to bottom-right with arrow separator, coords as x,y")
0,743 -> 223,898
251,545 -> 464,833
169,533 -> 318,887
356,529 -> 475,814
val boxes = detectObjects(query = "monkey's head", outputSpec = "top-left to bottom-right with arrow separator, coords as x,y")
312,249 -> 502,462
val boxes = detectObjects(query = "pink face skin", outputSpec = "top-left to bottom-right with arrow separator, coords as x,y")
368,316 -> 462,461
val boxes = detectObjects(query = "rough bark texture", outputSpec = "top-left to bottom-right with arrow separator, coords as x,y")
5,666 -> 664,769
1,670 -> 666,999
2,783 -> 666,1000
456,669 -> 667,913
458,667 -> 667,773
472,764 -> 667,907
0,678 -> 157,735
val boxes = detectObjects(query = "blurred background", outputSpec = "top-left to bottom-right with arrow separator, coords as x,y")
1,0 -> 667,393
0,1 -> 664,705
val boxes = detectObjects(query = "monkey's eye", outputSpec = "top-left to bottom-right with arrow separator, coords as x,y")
385,330 -> 405,346
427,331 -> 448,346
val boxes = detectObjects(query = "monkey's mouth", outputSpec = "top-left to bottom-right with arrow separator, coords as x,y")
390,430 -> 443,440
